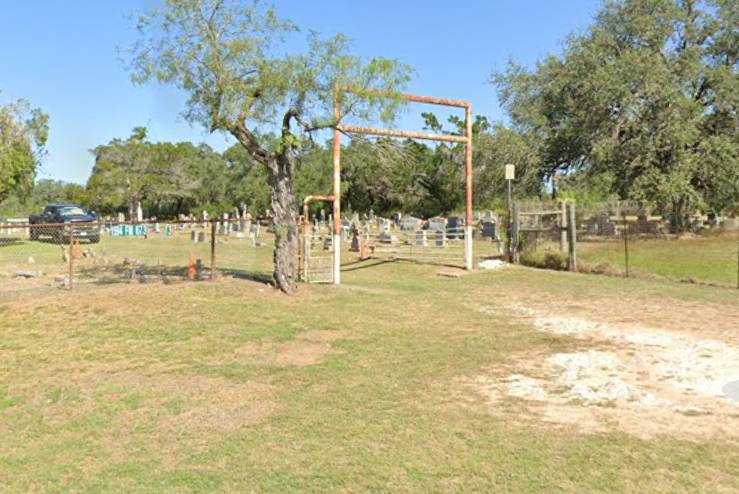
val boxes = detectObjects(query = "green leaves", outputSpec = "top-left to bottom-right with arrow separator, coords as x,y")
493,0 -> 738,216
126,0 -> 412,147
0,96 -> 49,203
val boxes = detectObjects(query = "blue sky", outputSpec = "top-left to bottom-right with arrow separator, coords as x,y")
0,0 -> 600,184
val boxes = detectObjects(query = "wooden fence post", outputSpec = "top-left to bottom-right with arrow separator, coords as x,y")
210,221 -> 216,280
512,203 -> 520,264
567,203 -> 577,272
622,212 -> 630,278
560,201 -> 567,252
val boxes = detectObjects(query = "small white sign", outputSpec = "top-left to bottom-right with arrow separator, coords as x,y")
505,164 -> 516,180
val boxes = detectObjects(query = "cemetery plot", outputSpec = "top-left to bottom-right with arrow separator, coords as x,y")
299,212 -> 505,282
0,219 -> 273,299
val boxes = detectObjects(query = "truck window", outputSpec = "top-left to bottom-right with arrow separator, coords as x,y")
58,206 -> 86,217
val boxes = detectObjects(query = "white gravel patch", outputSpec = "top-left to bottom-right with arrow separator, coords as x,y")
480,303 -> 739,408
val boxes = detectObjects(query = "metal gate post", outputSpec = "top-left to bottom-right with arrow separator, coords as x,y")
464,104 -> 474,271
332,90 -> 342,285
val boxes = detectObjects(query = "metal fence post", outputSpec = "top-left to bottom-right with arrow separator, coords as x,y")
68,227 -> 74,290
210,220 -> 216,281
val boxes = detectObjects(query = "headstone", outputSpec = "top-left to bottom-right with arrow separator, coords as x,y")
220,213 -> 230,235
378,231 -> 395,244
416,230 -> 428,246
350,225 -> 361,252
435,230 -> 447,247
596,211 -> 615,236
135,203 -> 143,223
427,217 -> 446,232
117,212 -> 126,223
190,230 -> 197,242
707,211 -> 718,227
164,224 -> 173,236
341,218 -> 352,241
197,232 -> 206,243
400,216 -> 421,232
481,220 -> 496,239
447,216 -> 462,239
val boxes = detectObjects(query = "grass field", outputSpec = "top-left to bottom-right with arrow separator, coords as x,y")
578,231 -> 739,287
2,241 -> 739,492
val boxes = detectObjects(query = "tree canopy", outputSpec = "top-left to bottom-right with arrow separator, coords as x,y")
0,95 -> 49,204
494,0 -> 738,218
126,0 -> 413,292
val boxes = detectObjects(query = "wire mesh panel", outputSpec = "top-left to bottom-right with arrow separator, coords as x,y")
300,225 -> 334,284
361,226 -> 467,267
575,201 -> 739,288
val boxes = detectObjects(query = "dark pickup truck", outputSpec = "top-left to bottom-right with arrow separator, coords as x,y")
29,204 -> 100,244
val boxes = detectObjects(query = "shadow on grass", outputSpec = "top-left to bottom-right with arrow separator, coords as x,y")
0,238 -> 24,247
219,268 -> 273,285
340,256 -> 465,272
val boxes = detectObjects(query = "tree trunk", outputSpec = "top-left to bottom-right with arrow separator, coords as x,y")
265,152 -> 298,293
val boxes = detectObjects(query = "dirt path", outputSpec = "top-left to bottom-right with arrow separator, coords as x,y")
469,295 -> 739,441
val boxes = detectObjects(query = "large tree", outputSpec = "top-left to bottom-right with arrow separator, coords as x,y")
0,96 -> 49,204
494,0 -> 738,224
126,0 -> 411,292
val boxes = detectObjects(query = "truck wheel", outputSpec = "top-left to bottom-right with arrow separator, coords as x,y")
89,235 -> 100,244
29,227 -> 39,241
52,228 -> 63,244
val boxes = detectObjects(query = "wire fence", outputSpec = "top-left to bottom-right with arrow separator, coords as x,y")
514,200 -> 739,289
1,212 -> 507,297
299,215 -> 504,283
0,219 -> 273,301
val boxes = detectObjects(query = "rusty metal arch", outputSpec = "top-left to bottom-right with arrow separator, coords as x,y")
329,89 -> 474,284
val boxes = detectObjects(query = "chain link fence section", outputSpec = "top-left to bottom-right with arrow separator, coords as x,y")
0,218 -> 274,301
575,201 -> 739,289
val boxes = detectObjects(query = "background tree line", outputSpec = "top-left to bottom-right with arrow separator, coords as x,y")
2,0 -> 736,224
1,119 -> 543,219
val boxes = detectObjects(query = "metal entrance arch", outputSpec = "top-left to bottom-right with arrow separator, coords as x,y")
330,89 -> 474,284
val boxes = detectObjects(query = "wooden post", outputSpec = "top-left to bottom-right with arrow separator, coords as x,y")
512,203 -> 520,264
622,213 -> 630,278
567,204 -> 577,272
210,221 -> 216,280
560,201 -> 567,252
